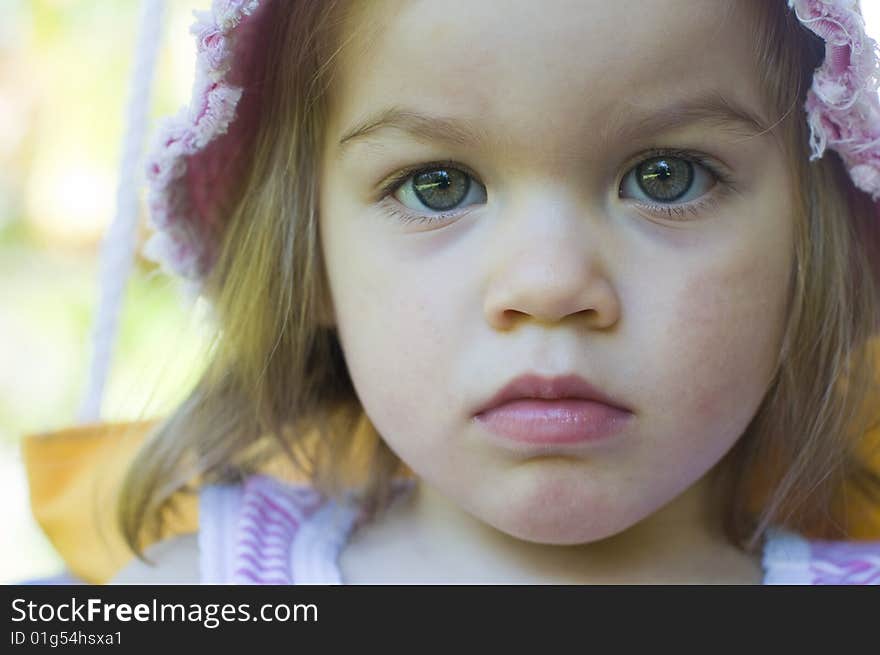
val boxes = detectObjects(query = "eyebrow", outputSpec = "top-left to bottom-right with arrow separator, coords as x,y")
606,92 -> 774,146
336,92 -> 774,158
337,106 -> 491,158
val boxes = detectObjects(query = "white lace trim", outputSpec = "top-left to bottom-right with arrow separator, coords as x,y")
290,499 -> 360,585
761,527 -> 814,585
198,483 -> 244,584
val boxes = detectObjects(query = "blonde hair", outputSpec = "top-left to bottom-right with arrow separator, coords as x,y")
119,0 -> 880,557
718,0 -> 880,548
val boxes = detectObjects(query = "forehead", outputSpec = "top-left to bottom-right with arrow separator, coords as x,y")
327,0 -> 768,152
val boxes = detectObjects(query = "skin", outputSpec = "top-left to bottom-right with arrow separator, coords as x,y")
318,0 -> 793,583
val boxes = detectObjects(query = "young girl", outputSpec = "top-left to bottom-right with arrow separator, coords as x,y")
111,0 -> 880,584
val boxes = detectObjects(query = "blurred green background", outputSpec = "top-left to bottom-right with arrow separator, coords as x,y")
4,1 -> 880,585
1,0 -> 209,584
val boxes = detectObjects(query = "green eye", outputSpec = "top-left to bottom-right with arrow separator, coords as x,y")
411,168 -> 472,211
384,162 -> 488,224
619,151 -> 719,212
635,157 -> 694,202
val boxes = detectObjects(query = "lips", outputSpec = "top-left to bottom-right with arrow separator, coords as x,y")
472,373 -> 631,417
472,373 -> 633,447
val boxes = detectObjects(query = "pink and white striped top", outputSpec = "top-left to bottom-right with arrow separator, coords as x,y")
198,474 -> 880,584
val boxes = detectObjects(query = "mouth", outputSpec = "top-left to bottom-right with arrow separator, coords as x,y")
473,373 -> 631,415
472,373 -> 633,447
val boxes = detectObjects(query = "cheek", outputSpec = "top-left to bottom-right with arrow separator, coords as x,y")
322,229 -> 457,437
650,245 -> 792,441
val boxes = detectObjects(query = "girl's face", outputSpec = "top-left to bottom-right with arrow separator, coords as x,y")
319,0 -> 794,544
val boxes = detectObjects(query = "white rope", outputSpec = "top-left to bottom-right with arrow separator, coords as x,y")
78,0 -> 167,424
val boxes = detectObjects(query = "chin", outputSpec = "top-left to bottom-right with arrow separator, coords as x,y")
476,485 -> 644,546
492,512 -> 633,546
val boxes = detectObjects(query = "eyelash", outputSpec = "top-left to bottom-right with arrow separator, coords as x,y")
377,148 -> 737,225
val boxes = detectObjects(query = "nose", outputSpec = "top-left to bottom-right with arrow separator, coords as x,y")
483,193 -> 621,330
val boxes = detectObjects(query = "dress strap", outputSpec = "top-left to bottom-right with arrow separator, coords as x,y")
230,476 -> 327,584
198,476 -> 361,584
762,528 -> 880,584
199,475 -> 417,584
